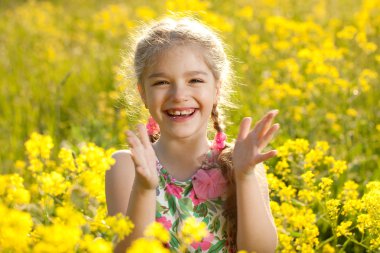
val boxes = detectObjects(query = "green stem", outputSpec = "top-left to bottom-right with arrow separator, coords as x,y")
338,238 -> 351,253
347,236 -> 369,250
317,236 -> 334,249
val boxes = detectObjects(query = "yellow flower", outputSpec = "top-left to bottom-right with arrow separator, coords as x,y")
166,0 -> 209,12
92,4 -> 132,37
105,213 -> 134,241
337,25 -> 357,40
275,159 -> 290,177
329,160 -> 347,176
357,214 -> 371,233
126,238 -> 169,253
180,216 -> 207,244
54,203 -> 86,227
236,6 -> 253,20
301,171 -> 315,187
342,199 -> 362,216
298,189 -> 317,203
136,6 -> 156,21
37,171 -> 69,196
0,204 -> 33,252
326,112 -> 337,122
336,221 -> 352,237
33,224 -> 82,253
316,141 -> 329,153
304,149 -> 324,169
346,108 -> 358,117
144,222 -> 170,243
339,180 -> 359,200
14,160 -> 26,171
25,132 -> 54,161
0,174 -> 31,206
279,185 -> 296,202
79,234 -> 112,253
319,177 -> 333,198
57,148 -> 78,173
326,199 -> 340,221
322,243 -> 335,253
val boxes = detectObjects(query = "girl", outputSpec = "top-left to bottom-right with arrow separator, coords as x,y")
106,17 -> 280,253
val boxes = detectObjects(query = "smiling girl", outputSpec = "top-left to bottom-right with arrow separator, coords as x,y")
106,17 -> 280,253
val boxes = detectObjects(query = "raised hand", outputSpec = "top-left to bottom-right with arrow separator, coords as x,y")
125,124 -> 159,189
232,110 -> 280,179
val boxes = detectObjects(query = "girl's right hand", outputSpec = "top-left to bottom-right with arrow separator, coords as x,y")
125,124 -> 159,190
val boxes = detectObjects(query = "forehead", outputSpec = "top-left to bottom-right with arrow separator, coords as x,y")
143,44 -> 213,79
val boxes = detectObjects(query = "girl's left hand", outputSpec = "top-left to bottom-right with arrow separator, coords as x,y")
232,110 -> 280,180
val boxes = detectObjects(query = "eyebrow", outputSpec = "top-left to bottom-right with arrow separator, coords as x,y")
148,71 -> 208,78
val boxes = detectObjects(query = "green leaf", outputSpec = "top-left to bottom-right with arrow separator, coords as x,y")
183,184 -> 193,196
169,231 -> 180,248
167,193 -> 176,216
194,203 -> 208,217
172,218 -> 180,233
178,198 -> 192,216
208,240 -> 226,253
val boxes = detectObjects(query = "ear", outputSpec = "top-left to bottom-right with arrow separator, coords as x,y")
137,84 -> 147,108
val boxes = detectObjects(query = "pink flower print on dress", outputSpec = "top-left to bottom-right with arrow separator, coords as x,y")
191,233 -> 215,251
189,188 -> 205,206
165,183 -> 183,199
192,168 -> 227,201
156,216 -> 172,230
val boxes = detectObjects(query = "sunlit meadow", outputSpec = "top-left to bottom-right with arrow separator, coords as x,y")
0,0 -> 379,252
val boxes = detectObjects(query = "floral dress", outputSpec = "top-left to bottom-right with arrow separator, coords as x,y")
155,147 -> 235,253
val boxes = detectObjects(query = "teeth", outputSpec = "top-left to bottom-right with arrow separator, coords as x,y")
167,109 -> 195,116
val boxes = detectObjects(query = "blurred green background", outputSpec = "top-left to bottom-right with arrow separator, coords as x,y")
1,0 -> 379,183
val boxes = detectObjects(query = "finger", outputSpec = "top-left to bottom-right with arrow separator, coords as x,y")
127,133 -> 146,167
256,150 -> 278,164
252,110 -> 278,139
126,131 -> 143,149
259,123 -> 280,150
137,123 -> 151,147
236,117 -> 252,141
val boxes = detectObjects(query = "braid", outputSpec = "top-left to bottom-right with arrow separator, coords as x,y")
211,104 -> 237,248
211,104 -> 223,133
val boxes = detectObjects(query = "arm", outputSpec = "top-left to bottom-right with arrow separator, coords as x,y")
235,164 -> 277,252
105,124 -> 159,253
233,110 -> 280,252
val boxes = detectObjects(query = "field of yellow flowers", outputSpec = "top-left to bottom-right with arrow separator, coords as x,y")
1,0 -> 379,252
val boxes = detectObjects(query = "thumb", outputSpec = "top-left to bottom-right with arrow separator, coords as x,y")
256,150 -> 278,164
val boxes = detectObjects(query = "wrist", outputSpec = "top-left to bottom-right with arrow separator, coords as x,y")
234,165 -> 259,182
133,179 -> 157,193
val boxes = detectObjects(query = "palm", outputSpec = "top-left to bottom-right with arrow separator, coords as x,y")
126,124 -> 159,189
232,110 -> 280,178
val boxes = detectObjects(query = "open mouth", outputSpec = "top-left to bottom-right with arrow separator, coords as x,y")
165,108 -> 197,118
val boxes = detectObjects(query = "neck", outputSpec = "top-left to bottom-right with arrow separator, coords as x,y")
154,133 -> 211,159
152,134 -> 212,181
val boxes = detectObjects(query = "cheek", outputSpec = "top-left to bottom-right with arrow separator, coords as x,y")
145,90 -> 165,108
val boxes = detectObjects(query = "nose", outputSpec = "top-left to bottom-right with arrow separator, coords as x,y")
170,83 -> 189,102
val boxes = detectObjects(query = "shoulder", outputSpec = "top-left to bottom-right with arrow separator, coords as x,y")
108,150 -> 135,174
107,149 -> 135,178
111,149 -> 133,162
105,149 -> 136,216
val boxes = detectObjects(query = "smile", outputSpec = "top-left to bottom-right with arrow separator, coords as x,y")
165,108 -> 198,121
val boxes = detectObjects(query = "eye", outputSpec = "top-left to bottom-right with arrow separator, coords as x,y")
153,80 -> 169,86
190,79 -> 204,83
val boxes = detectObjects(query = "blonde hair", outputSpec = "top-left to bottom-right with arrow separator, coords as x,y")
121,16 -> 238,246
